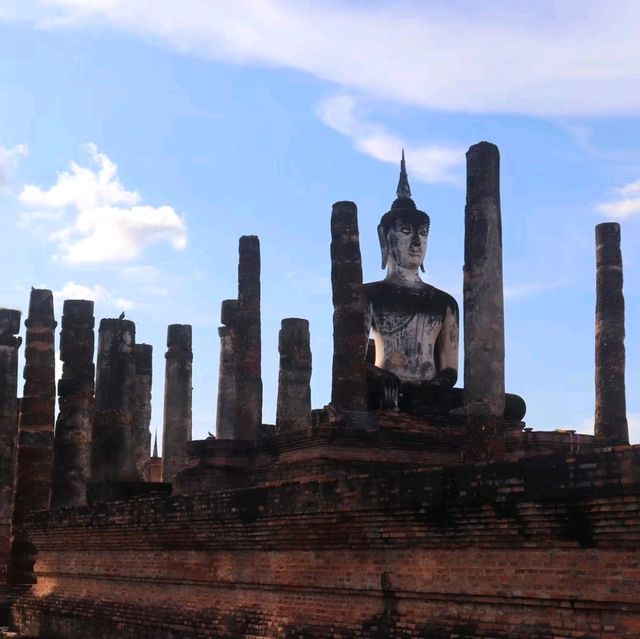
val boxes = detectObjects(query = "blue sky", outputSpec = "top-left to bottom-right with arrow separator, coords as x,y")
2,1 -> 640,445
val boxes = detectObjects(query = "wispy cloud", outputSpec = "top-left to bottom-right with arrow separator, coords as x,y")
0,143 -> 27,186
317,94 -> 463,185
19,144 -> 187,263
52,281 -> 134,311
6,1 -> 640,117
504,278 -> 569,300
597,178 -> 640,218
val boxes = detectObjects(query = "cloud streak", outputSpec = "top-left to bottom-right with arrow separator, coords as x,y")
7,1 -> 640,117
597,178 -> 640,219
318,94 -> 463,185
19,144 -> 187,263
0,143 -> 27,186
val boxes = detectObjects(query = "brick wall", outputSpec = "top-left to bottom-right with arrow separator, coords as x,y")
10,445 -> 640,638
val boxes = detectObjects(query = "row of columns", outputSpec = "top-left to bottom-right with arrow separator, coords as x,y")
328,141 -> 629,445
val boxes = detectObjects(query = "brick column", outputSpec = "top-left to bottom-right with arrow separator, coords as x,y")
52,300 -> 95,508
161,325 -> 192,483
216,299 -> 238,439
133,343 -> 153,480
276,318 -> 312,434
463,142 -> 505,417
595,222 -> 628,445
14,289 -> 56,514
0,309 -> 21,540
234,236 -> 262,441
330,201 -> 367,411
10,289 -> 56,585
91,318 -> 137,481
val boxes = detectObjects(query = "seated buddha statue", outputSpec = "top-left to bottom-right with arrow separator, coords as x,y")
364,153 -> 525,421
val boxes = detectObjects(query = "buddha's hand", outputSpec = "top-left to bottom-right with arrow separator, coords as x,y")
428,367 -> 457,390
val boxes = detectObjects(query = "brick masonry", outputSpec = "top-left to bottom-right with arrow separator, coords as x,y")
9,443 -> 640,638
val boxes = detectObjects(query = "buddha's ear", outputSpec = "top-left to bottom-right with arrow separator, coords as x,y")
377,224 -> 388,269
420,263 -> 425,273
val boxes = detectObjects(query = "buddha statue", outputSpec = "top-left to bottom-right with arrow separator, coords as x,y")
364,153 -> 525,421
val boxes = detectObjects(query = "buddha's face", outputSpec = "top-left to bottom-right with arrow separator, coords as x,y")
386,217 -> 428,269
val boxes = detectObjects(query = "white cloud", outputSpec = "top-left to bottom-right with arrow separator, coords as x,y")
52,281 -> 134,311
317,94 -> 463,185
597,178 -> 640,219
0,143 -> 27,186
7,1 -> 640,117
19,144 -> 187,263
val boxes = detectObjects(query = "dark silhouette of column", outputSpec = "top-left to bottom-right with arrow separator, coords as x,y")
10,289 -> 56,585
330,201 -> 367,411
216,299 -> 238,439
595,222 -> 628,445
161,325 -> 192,483
91,318 -> 137,481
133,343 -> 153,480
52,300 -> 95,508
0,309 -> 21,540
463,142 -> 505,417
234,236 -> 262,440
276,318 -> 312,434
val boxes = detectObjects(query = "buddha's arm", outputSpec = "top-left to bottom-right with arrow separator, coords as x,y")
435,301 -> 459,387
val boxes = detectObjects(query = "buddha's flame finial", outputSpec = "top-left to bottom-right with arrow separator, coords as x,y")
152,429 -> 158,458
396,149 -> 412,199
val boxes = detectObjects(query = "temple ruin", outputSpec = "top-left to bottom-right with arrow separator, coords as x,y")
0,143 -> 638,638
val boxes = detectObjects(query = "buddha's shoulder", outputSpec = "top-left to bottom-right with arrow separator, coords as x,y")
364,280 -> 457,306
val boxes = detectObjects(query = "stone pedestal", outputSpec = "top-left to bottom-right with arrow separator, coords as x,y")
276,318 -> 312,434
463,142 -> 505,417
330,201 -> 367,411
133,344 -> 153,480
52,300 -> 95,508
161,325 -> 192,483
91,319 -> 137,481
594,222 -> 628,445
234,236 -> 262,441
0,309 -> 21,539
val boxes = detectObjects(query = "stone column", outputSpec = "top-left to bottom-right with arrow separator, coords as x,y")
14,289 -> 57,515
52,300 -> 95,508
276,318 -> 312,434
9,290 -> 56,585
133,343 -> 153,480
0,309 -> 21,539
91,318 -> 137,481
330,201 -> 367,411
462,142 -> 505,417
234,236 -> 262,440
595,222 -> 628,445
161,324 -> 192,483
216,299 -> 238,439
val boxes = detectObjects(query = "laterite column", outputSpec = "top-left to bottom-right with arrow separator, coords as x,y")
52,300 -> 95,508
330,201 -> 367,411
276,318 -> 312,434
463,142 -> 505,417
133,343 -> 153,480
161,325 -> 192,483
594,222 -> 628,445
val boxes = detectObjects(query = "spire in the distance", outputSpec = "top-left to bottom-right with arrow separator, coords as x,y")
152,429 -> 158,458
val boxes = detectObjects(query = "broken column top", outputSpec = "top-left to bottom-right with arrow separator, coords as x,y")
62,299 -> 94,319
99,318 -> 136,333
167,324 -> 192,350
27,288 -> 55,325
0,308 -> 21,336
281,318 -> 309,332
466,141 -> 500,201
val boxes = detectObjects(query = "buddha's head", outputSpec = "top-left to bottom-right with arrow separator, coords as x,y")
378,152 -> 430,271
